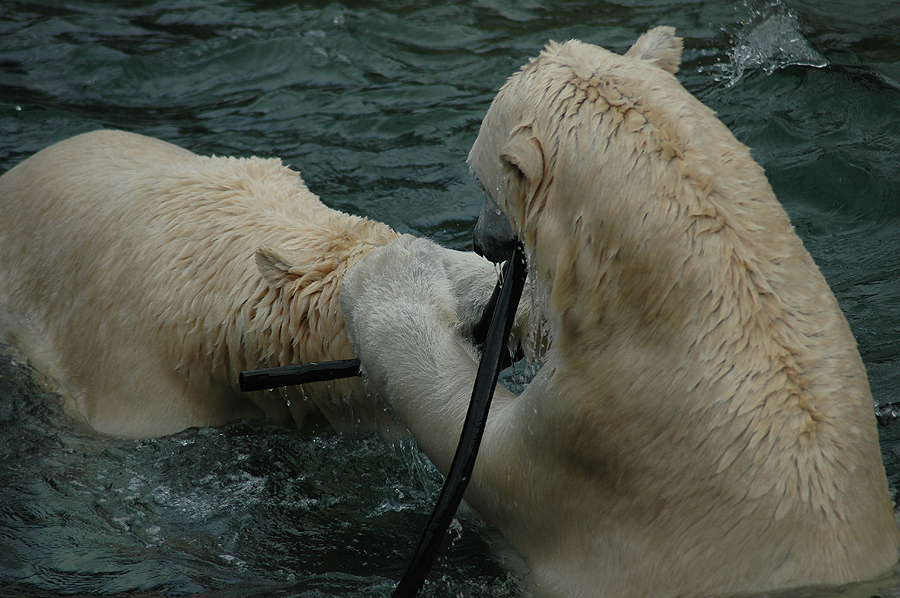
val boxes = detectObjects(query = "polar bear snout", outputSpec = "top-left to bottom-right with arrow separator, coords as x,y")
473,191 -> 517,263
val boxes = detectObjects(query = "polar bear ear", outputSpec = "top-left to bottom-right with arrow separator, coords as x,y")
256,247 -> 339,290
500,124 -> 544,189
624,26 -> 683,74
256,246 -> 299,288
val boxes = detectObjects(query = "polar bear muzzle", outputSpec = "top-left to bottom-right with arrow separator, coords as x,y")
473,189 -> 517,263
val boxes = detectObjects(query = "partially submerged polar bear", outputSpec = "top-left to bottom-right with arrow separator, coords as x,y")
0,129 -> 500,438
341,27 -> 900,597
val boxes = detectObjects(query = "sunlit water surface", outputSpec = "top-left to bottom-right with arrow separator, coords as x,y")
1,0 -> 900,596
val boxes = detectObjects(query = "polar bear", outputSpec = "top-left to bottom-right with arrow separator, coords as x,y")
341,27 -> 900,598
0,129 -> 501,439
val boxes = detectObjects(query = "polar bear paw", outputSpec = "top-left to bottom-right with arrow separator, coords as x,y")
340,236 -> 470,392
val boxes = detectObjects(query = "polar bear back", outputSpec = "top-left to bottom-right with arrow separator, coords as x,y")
0,130 -> 398,437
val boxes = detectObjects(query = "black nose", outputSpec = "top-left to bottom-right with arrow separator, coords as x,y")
473,228 -> 518,264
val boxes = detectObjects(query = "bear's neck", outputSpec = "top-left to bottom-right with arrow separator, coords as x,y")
530,177 -> 873,462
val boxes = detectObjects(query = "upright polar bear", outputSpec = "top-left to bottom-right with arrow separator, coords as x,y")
341,27 -> 900,597
0,129 -> 501,438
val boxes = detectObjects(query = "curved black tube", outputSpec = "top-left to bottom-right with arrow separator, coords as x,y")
236,243 -> 528,597
392,241 -> 527,597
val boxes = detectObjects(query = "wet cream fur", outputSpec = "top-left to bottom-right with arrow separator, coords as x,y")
0,130 -> 502,438
342,27 -> 900,597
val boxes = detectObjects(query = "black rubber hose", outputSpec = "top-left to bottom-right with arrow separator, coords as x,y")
236,243 -> 528,596
392,241 -> 527,597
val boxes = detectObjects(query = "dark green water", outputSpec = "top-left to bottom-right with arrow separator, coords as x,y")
1,0 -> 900,596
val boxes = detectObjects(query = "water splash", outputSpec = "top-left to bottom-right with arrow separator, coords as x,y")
720,0 -> 827,87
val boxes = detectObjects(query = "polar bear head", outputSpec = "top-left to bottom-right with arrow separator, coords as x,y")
467,25 -> 777,345
469,26 -> 684,265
